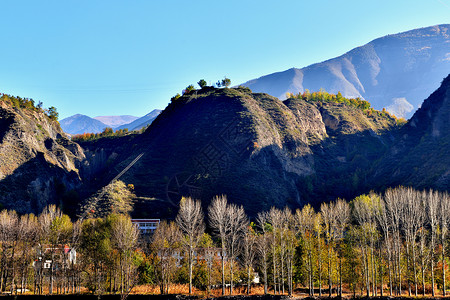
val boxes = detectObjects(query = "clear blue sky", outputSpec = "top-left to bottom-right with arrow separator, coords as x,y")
1,0 -> 449,120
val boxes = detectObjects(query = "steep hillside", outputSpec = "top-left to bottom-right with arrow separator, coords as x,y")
0,95 -> 85,213
4,78 -> 447,218
242,24 -> 450,118
80,87 -> 398,217
373,74 -> 450,190
60,114 -> 108,134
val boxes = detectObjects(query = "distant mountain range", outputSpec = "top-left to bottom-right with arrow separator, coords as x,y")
115,109 -> 162,132
242,24 -> 450,118
60,114 -> 109,135
60,110 -> 161,135
93,115 -> 139,127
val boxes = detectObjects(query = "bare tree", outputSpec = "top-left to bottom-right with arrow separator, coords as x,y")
17,214 -> 39,294
241,223 -> 257,294
399,187 -> 422,296
175,197 -> 204,295
269,207 -> 282,294
375,195 -> 394,296
0,210 -> 18,293
70,219 -> 83,293
334,199 -> 350,297
427,189 -> 440,297
438,191 -> 450,296
39,205 -> 73,295
111,214 -> 139,294
256,211 -> 270,295
208,195 -> 229,295
151,220 -> 181,294
384,187 -> 403,295
417,191 -> 429,296
295,204 -> 316,296
226,203 -> 248,295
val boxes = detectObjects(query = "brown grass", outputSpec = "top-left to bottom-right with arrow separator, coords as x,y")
131,284 -> 278,298
17,283 -> 450,299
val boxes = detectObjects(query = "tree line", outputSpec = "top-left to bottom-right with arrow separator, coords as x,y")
0,93 -> 58,121
170,77 -> 231,103
285,89 -> 406,125
0,205 -> 140,295
71,127 -> 138,142
0,186 -> 448,297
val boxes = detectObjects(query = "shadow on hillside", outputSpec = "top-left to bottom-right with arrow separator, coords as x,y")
0,153 -> 82,215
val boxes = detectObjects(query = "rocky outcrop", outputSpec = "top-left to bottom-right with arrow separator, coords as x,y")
0,101 -> 85,213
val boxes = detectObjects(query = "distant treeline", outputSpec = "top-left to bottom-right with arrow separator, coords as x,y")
71,126 -> 150,142
71,127 -> 131,142
0,93 -> 59,121
0,187 -> 448,298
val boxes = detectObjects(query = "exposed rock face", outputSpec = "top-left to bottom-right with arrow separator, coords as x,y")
0,101 -> 85,213
242,24 -> 450,118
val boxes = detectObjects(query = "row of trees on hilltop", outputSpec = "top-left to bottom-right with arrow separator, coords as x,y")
286,89 -> 371,110
0,93 -> 59,121
286,89 -> 406,124
0,187 -> 449,297
170,77 -> 231,103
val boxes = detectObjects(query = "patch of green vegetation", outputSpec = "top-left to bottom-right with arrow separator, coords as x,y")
0,93 -> 59,121
235,85 -> 252,94
71,127 -> 132,142
36,124 -> 44,132
287,89 -> 370,109
287,89 -> 400,127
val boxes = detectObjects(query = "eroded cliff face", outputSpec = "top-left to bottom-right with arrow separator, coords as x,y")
0,101 -> 85,213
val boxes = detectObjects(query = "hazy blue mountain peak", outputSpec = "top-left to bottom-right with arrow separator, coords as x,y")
242,24 -> 450,118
